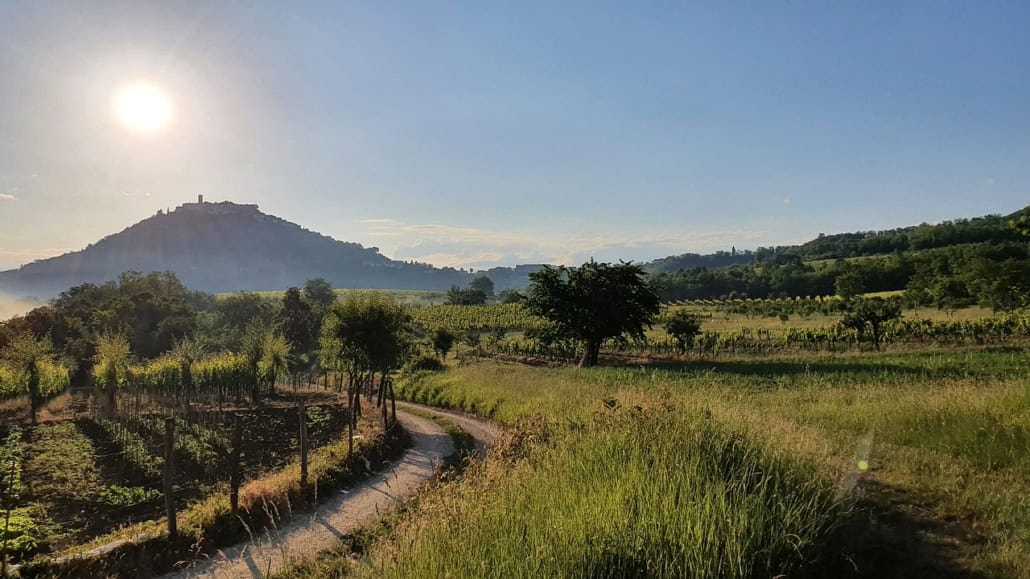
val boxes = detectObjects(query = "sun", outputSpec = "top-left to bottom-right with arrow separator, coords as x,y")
112,82 -> 173,135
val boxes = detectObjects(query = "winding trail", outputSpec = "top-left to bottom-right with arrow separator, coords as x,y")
165,404 -> 498,579
394,400 -> 503,457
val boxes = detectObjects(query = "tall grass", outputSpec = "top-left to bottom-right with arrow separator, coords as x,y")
388,347 -> 1030,575
362,408 -> 848,578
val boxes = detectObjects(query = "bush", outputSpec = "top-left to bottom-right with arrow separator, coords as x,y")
405,353 -> 446,373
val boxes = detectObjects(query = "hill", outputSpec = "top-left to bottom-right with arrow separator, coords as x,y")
0,198 -> 484,297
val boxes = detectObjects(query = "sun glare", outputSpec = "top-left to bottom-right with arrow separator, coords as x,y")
113,82 -> 173,135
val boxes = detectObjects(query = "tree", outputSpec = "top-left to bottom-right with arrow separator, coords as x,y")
430,328 -> 456,360
664,310 -> 703,354
3,333 -> 61,424
834,270 -> 866,299
213,292 -> 275,331
469,276 -> 495,298
445,285 -> 487,306
92,334 -> 132,415
840,298 -> 902,351
278,287 -> 316,376
498,289 -> 525,304
320,296 -> 413,432
303,278 -> 336,310
258,333 -> 291,393
525,260 -> 661,367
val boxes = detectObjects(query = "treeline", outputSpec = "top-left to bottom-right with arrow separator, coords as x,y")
0,272 -> 339,385
654,240 -> 1030,310
787,212 -> 1025,261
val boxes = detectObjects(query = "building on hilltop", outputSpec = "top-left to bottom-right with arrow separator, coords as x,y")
176,194 -> 259,215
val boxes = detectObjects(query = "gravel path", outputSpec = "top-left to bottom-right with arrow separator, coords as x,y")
394,400 -> 503,456
164,404 -> 501,579
165,410 -> 452,579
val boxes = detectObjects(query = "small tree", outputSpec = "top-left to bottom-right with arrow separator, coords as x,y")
526,260 -> 660,367
840,298 -> 902,351
445,285 -> 487,306
430,328 -> 456,360
664,310 -> 703,354
469,276 -> 495,298
92,333 -> 132,415
498,289 -> 525,304
258,333 -> 291,393
3,333 -> 59,424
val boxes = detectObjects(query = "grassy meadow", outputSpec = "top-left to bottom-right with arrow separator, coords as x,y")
286,346 -> 1029,578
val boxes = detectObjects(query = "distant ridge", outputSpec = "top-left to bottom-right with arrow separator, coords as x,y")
0,197 -> 537,297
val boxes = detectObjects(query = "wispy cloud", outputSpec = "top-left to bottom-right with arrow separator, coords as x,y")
359,218 -> 397,225
359,220 -> 767,269
0,193 -> 17,202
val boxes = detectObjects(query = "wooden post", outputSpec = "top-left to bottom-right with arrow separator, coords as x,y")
230,414 -> 242,513
163,418 -> 177,539
389,378 -> 397,427
299,398 -> 308,489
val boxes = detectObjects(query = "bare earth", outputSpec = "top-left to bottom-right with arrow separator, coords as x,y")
164,407 -> 481,579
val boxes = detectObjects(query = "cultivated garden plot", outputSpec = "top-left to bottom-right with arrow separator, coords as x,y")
0,391 -> 360,565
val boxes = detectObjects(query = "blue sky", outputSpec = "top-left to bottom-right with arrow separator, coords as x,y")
0,1 -> 1027,270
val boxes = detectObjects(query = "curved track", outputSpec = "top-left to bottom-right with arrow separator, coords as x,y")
164,404 -> 498,579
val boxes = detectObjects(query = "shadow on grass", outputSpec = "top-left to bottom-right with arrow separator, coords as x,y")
827,478 -> 987,578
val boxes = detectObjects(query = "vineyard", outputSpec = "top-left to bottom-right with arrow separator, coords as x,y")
405,301 -> 1028,362
0,355 -> 401,574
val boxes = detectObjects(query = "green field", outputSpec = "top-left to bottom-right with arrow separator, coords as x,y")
286,347 -> 1030,578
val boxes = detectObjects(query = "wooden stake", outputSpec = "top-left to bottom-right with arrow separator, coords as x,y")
230,414 -> 242,513
299,398 -> 308,489
163,417 -> 177,538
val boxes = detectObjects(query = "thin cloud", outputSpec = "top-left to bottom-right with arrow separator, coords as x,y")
0,193 -> 17,202
365,220 -> 768,269
360,218 -> 397,225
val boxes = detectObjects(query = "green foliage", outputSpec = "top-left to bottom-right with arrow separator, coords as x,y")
320,296 -> 414,377
468,276 -> 495,297
526,260 -> 660,367
95,418 -> 163,480
0,510 -> 39,561
278,287 -> 316,369
497,288 -> 525,304
404,353 -> 447,373
359,404 -> 845,578
445,285 -> 487,306
840,298 -> 903,350
664,310 -> 703,353
91,333 -> 132,391
97,486 -> 161,508
303,277 -> 337,309
0,334 -> 69,423
429,328 -> 455,359
258,332 -> 291,386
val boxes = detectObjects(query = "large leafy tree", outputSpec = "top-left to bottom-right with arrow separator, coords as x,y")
526,260 -> 661,368
277,287 -> 316,373
320,296 -> 412,431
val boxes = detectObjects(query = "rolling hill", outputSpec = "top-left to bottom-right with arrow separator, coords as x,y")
0,199 -> 482,297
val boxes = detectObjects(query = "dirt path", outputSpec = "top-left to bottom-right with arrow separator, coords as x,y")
394,400 -> 503,456
164,405 -> 499,579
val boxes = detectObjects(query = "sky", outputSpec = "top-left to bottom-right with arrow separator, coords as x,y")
0,1 -> 1028,271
